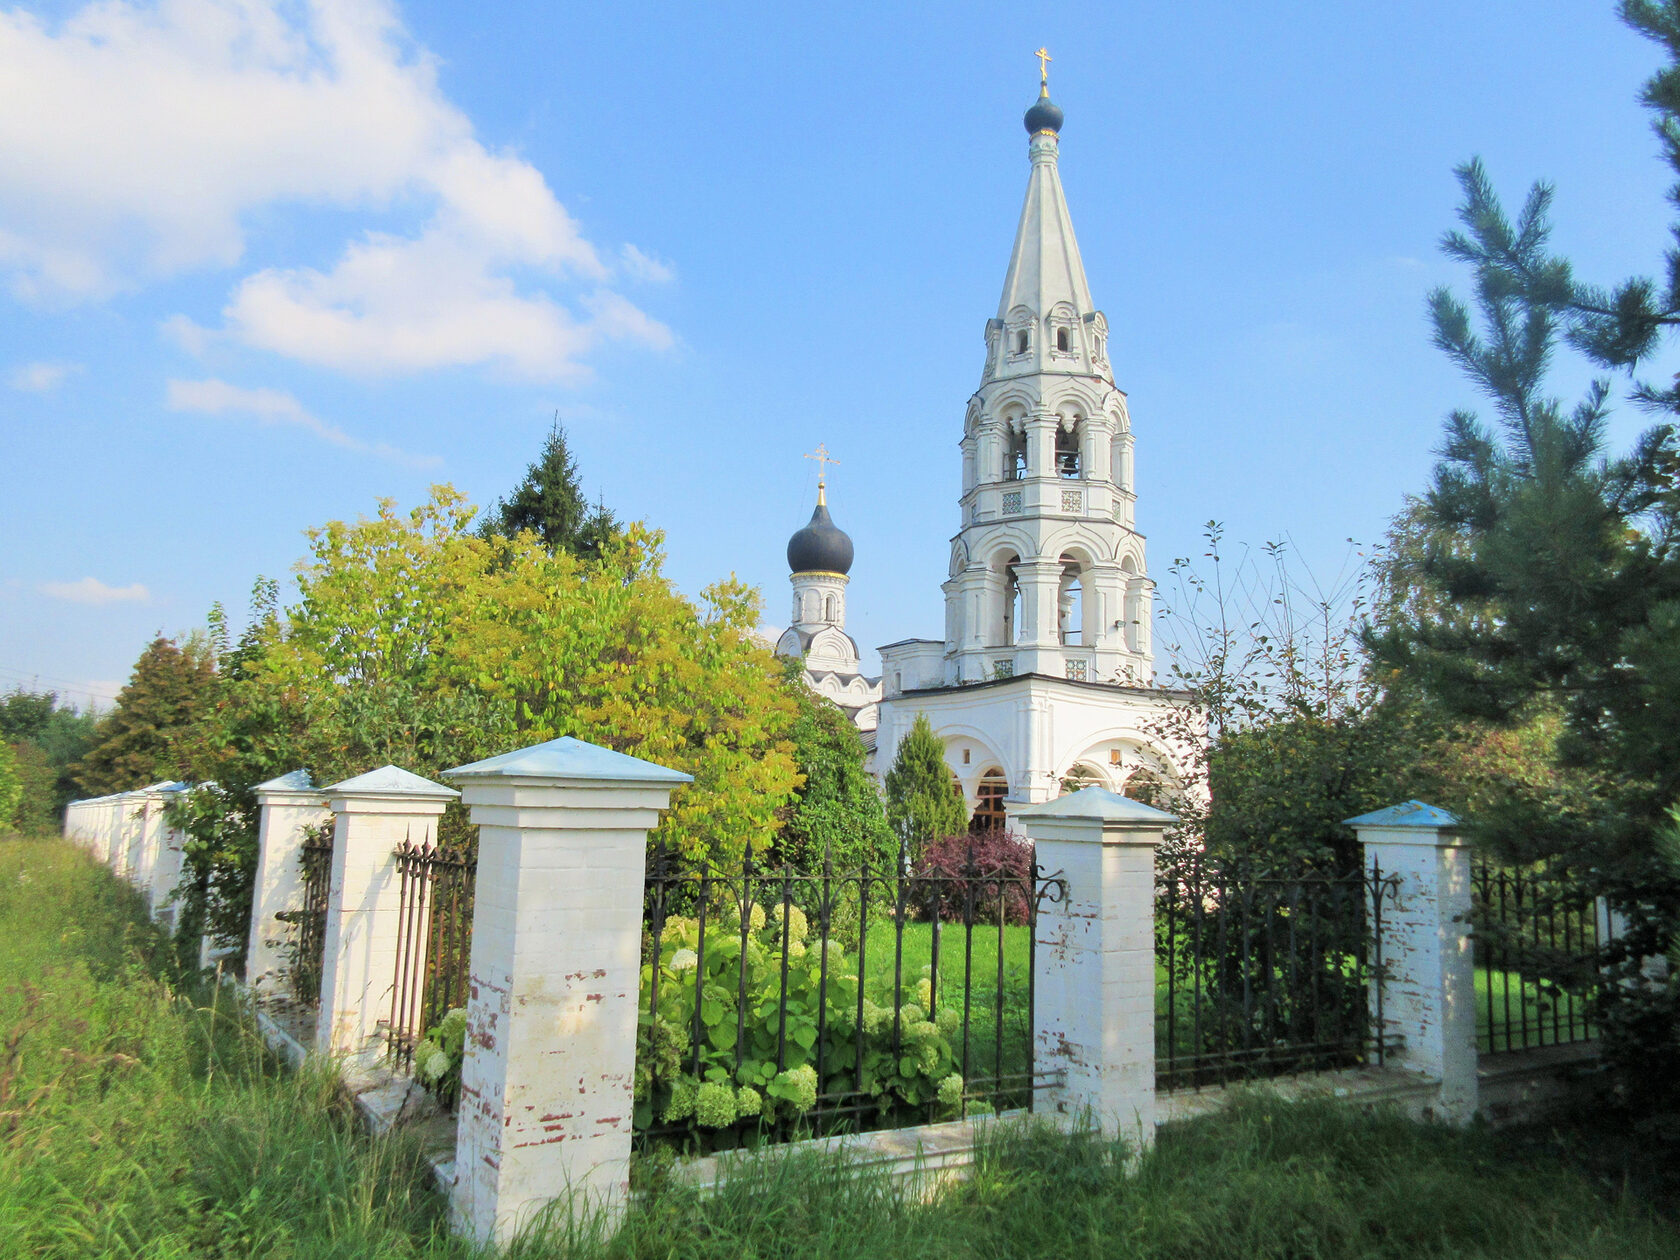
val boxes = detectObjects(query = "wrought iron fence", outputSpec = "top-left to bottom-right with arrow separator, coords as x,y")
1155,852 -> 1399,1091
637,837 -> 1065,1152
282,826 -> 333,1006
1471,861 -> 1600,1054
387,835 -> 476,1101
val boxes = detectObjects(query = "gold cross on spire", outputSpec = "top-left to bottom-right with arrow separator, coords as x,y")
804,443 -> 839,505
1035,46 -> 1052,88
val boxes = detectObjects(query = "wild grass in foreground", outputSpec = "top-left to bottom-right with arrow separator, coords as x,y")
0,832 -> 463,1259
1,831 -> 1673,1259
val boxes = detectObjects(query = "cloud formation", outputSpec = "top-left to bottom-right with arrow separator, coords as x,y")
166,377 -> 441,468
8,361 -> 79,391
0,1 -> 671,378
40,577 -> 151,605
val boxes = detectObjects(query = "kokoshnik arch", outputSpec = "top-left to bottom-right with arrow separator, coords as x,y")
778,61 -> 1200,819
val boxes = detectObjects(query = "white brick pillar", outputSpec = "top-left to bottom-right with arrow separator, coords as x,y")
443,736 -> 691,1246
247,771 -> 328,996
98,796 -> 120,866
1015,786 -> 1174,1152
147,786 -> 189,929
133,784 -> 178,907
1346,801 -> 1478,1125
315,766 -> 457,1060
62,800 -> 87,848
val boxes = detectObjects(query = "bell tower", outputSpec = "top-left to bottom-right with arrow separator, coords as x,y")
940,72 -> 1152,687
873,60 -> 1195,809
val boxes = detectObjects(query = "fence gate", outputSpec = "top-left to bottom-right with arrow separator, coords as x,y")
387,835 -> 476,1095
282,827 -> 333,1006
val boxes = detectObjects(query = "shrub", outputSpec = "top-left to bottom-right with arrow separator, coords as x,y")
909,831 -> 1034,926
636,905 -> 967,1146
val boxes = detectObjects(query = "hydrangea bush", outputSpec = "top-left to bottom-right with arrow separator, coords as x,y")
635,900 -> 972,1146
413,1006 -> 467,1097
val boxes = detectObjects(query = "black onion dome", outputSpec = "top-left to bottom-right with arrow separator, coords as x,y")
787,501 -> 854,575
1024,89 -> 1064,135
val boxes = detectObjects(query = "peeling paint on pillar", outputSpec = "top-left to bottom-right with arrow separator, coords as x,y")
442,737 -> 690,1247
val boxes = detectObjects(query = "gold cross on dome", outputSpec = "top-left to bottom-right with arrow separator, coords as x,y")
1035,46 -> 1052,85
804,443 -> 839,503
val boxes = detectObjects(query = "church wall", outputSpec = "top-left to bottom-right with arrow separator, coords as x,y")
876,675 -> 1197,809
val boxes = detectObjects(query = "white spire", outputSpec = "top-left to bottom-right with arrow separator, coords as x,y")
996,129 -> 1095,324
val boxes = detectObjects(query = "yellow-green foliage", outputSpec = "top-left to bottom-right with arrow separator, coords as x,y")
0,742 -> 21,831
247,486 -> 802,864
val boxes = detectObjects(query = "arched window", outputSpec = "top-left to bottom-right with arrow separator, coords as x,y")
1015,330 -> 1029,354
1124,769 -> 1164,807
1056,327 -> 1070,352
824,594 -> 836,622
1056,424 -> 1081,478
1060,763 -> 1103,795
1004,562 -> 1022,646
1059,563 -> 1083,646
972,769 -> 1008,832
1008,429 -> 1028,480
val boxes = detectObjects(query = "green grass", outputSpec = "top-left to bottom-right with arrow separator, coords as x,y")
4,831 -> 1668,1259
0,831 -> 461,1259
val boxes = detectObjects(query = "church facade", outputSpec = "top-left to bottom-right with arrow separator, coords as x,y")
870,76 -> 1198,820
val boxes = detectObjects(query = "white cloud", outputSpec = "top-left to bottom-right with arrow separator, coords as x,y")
166,377 -> 441,468
620,244 -> 675,285
0,1 -> 670,378
39,577 -> 151,605
8,360 -> 79,391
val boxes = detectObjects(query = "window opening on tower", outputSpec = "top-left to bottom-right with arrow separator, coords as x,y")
1056,425 -> 1081,478
1009,431 -> 1028,480
1056,327 -> 1070,352
1059,564 -> 1083,646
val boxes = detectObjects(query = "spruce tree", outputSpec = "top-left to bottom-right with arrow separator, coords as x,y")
480,419 -> 620,560
73,636 -> 215,795
779,680 -> 896,874
884,713 -> 968,859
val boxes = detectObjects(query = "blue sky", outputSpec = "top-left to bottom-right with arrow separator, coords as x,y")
2,1 -> 1674,708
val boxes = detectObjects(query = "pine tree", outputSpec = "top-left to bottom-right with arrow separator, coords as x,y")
884,713 -> 968,859
1370,0 -> 1680,1136
73,636 -> 216,795
480,419 -> 620,560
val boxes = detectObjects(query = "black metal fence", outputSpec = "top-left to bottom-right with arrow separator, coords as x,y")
283,826 -> 333,1006
1155,852 -> 1399,1091
387,836 -> 476,1095
637,838 -> 1065,1151
1471,861 -> 1600,1054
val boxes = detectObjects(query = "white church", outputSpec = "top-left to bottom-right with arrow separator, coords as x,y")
777,66 -> 1199,827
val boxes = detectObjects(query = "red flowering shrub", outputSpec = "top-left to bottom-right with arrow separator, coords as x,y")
909,830 -> 1034,925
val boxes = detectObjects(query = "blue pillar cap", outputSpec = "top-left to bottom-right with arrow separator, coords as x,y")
1343,800 -> 1459,829
444,736 -> 693,786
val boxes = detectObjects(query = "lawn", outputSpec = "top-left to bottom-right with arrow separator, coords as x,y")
856,921 -> 1594,1090
4,830 -> 1662,1259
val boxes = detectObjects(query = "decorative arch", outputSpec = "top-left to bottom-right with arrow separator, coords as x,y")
1060,762 -> 1108,794
986,380 -> 1041,417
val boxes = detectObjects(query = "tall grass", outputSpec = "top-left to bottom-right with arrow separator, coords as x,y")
0,832 -> 467,1259
2,831 -> 1670,1259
